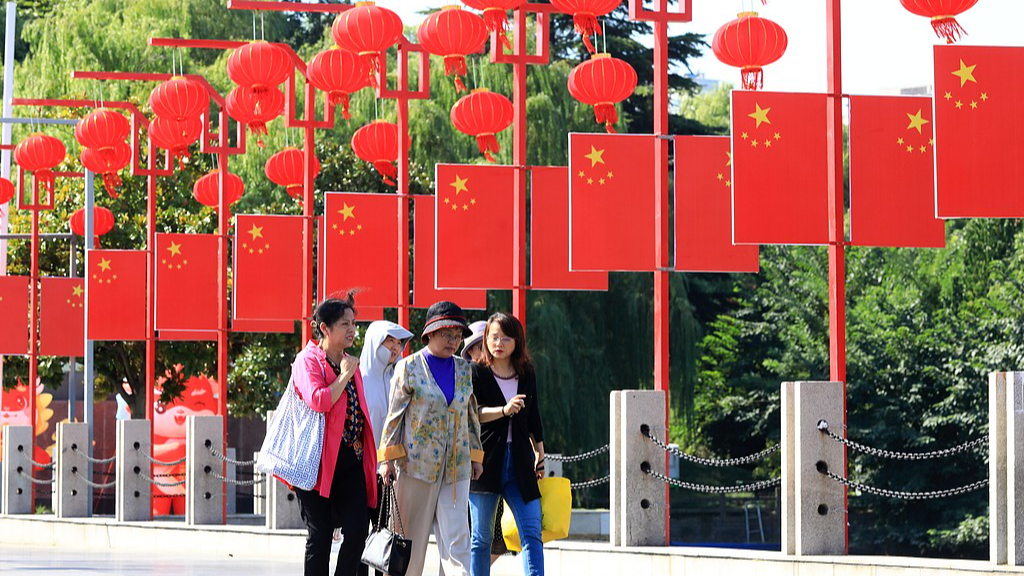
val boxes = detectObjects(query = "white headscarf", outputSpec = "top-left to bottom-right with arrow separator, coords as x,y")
359,320 -> 413,446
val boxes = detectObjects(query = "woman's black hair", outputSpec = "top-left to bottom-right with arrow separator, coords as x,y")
481,312 -> 534,377
310,292 -> 356,340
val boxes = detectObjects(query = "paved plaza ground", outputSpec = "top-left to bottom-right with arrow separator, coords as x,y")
0,544 -> 302,575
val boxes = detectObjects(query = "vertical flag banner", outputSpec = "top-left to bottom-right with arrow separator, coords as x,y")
322,193 -> 400,309
87,250 -> 147,340
0,276 -> 30,354
934,45 -> 1024,218
435,164 -> 515,290
848,96 -> 945,248
155,233 -> 219,332
40,277 -> 84,357
674,136 -> 760,273
234,214 -> 305,321
413,195 -> 487,309
731,91 -> 830,245
530,167 -> 608,290
568,133 -> 656,271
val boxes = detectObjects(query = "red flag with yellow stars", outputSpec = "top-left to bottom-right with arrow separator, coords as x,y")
0,275 -> 30,354
675,136 -> 759,273
934,45 -> 1024,217
435,164 -> 515,289
87,250 -> 147,340
321,193 -> 400,309
412,195 -> 487,309
40,277 -> 85,356
848,96 -> 946,248
234,215 -> 305,321
731,91 -> 830,245
531,167 -> 608,290
568,133 -> 656,271
155,233 -> 219,332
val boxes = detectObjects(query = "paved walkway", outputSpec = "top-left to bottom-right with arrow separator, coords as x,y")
0,544 -> 302,575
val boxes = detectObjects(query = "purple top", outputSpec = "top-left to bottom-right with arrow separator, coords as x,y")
423,349 -> 456,406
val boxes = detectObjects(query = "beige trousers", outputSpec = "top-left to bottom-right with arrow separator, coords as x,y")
392,472 -> 471,576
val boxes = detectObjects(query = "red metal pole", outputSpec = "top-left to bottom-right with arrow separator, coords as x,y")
396,46 -> 411,333
217,108 -> 231,523
146,144 -> 158,519
27,177 -> 39,499
511,9 -> 528,329
302,81 -> 316,344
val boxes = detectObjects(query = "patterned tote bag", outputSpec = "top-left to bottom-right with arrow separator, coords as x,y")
256,377 -> 325,491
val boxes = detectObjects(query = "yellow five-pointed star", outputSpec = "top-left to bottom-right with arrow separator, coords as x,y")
584,145 -> 606,167
748,103 -> 772,128
952,59 -> 977,88
906,109 -> 930,134
450,175 -> 469,195
339,202 -> 356,221
726,151 -> 733,166
98,258 -> 112,272
167,241 -> 182,257
247,224 -> 264,241
72,285 -> 84,297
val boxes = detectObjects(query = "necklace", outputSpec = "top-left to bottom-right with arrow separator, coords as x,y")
491,366 -> 516,379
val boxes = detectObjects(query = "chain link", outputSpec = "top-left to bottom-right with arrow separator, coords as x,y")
817,420 -> 987,460
570,475 -> 610,489
137,449 -> 186,467
18,449 -> 55,469
644,468 -> 781,494
72,447 -> 117,464
547,445 -> 609,463
207,446 -> 258,467
73,471 -> 117,489
139,472 -> 185,488
643,428 -> 778,467
819,468 -> 988,500
209,469 -> 265,486
17,470 -> 55,485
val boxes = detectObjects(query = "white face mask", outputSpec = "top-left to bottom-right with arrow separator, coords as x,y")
375,344 -> 394,366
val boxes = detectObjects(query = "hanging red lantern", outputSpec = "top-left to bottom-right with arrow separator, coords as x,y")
14,133 -> 66,193
418,6 -> 488,93
567,53 -> 637,133
149,117 -> 203,169
351,120 -> 402,186
265,147 -> 321,200
80,143 -> 132,198
550,0 -> 621,54
450,88 -> 513,162
74,109 -> 130,151
69,206 -> 115,245
149,76 -> 209,121
192,171 -> 245,208
227,40 -> 293,93
226,86 -> 285,148
306,47 -> 369,120
899,0 -> 979,44
331,2 -> 404,88
0,177 -> 14,217
461,0 -> 526,50
712,12 -> 788,91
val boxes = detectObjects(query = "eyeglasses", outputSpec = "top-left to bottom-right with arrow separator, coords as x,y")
487,336 -> 513,345
435,332 -> 464,343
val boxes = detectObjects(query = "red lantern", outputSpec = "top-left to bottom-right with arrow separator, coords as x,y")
80,143 -> 132,198
192,171 -> 245,208
450,88 -> 513,162
149,117 -> 203,169
0,177 -> 14,216
351,120 -> 402,186
567,53 -> 637,133
418,6 -> 488,92
149,76 -> 209,121
14,133 -> 66,193
461,1 -> 526,50
74,109 -> 130,150
899,0 -> 979,44
227,40 -> 292,93
306,47 -> 369,120
69,207 -> 115,245
331,2 -> 404,88
265,147 -> 321,200
550,0 -> 621,54
226,86 -> 285,148
712,12 -> 788,91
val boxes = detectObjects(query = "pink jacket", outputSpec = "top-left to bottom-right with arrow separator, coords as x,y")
292,341 -> 378,506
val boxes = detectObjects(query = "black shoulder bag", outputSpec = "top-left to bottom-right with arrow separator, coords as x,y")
360,484 -> 413,576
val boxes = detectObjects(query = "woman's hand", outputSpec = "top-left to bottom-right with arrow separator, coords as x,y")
338,353 -> 360,383
534,452 -> 546,480
378,460 -> 397,485
471,462 -> 483,481
503,394 -> 526,417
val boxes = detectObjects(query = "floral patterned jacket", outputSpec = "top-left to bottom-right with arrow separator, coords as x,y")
377,350 -> 484,484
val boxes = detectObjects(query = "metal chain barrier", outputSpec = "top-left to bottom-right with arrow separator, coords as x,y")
73,471 -> 117,490
644,468 -> 781,494
209,469 -> 265,486
570,475 -> 610,489
207,445 -> 258,467
547,445 -> 609,463
817,420 -> 987,460
17,469 -> 55,485
137,449 -> 186,467
139,471 -> 185,488
819,468 -> 988,500
642,427 -> 779,467
72,447 -> 117,465
18,449 -> 55,470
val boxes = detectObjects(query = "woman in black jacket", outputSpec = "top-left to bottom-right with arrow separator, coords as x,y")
469,312 -> 545,576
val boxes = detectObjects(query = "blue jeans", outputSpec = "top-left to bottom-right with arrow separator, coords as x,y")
469,444 -> 544,576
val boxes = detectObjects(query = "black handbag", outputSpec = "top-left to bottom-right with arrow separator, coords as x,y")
361,484 -> 413,576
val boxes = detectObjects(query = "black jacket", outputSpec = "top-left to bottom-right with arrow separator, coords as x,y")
470,363 -> 545,502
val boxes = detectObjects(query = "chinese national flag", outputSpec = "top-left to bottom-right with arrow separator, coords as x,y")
848,96 -> 946,248
87,250 -> 147,340
435,164 -> 515,289
530,167 -> 608,290
321,193 -> 400,309
731,91 -> 830,245
234,214 -> 305,321
413,195 -> 487,309
40,277 -> 84,357
569,133 -> 656,271
934,45 -> 1024,217
0,276 -> 30,354
155,233 -> 218,332
674,136 -> 760,273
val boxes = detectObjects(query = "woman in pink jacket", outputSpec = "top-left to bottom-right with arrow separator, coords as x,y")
291,295 -> 378,576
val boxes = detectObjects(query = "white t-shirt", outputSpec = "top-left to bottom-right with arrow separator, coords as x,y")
495,374 -> 519,443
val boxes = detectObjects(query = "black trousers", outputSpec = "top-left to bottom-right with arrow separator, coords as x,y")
295,443 -> 369,576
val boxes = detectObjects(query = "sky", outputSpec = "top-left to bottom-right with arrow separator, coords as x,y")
390,1 -> 1024,95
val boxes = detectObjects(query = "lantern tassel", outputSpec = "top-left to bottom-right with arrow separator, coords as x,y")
286,185 -> 303,200
102,173 -> 121,198
444,56 -> 469,93
573,13 -> 601,54
37,170 -> 55,195
741,67 -> 764,91
361,52 -> 381,89
483,8 -> 513,51
594,103 -> 619,134
250,123 -> 268,148
330,92 -> 353,120
931,16 -> 967,44
475,133 -> 500,163
373,160 -> 397,186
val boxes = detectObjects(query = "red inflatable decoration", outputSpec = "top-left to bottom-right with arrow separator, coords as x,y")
149,117 -> 203,169
418,6 -> 488,92
227,40 -> 292,93
450,88 -> 514,162
69,206 -> 115,240
899,0 -> 979,44
331,2 -> 403,88
149,76 -> 209,121
14,133 -> 66,193
461,0 -> 525,50
265,147 -> 321,200
226,86 -> 285,148
351,120 -> 401,186
80,143 -> 132,198
74,109 -> 130,150
712,12 -> 788,91
192,171 -> 245,208
568,53 -> 637,133
306,47 -> 368,120
0,177 -> 14,216
550,0 -> 621,54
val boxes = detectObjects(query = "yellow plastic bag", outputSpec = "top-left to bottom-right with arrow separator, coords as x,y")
502,477 -> 572,552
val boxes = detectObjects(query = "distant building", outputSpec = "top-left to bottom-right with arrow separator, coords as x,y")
687,73 -> 723,93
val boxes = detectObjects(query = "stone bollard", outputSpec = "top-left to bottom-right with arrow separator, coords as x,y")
117,419 -> 151,522
1,425 -> 33,515
226,447 -> 237,515
253,450 -> 265,515
266,474 -> 304,529
609,391 -> 622,546
186,415 -> 225,525
612,390 -> 668,547
55,422 -> 90,518
781,381 -> 846,556
992,371 -> 1024,566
